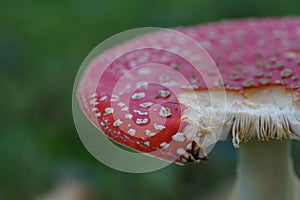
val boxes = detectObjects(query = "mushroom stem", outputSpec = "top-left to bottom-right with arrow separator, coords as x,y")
229,140 -> 300,200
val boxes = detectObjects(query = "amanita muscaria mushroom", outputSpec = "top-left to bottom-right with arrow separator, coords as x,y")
77,18 -> 300,199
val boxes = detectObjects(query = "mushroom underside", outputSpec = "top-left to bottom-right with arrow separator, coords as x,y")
179,86 -> 300,151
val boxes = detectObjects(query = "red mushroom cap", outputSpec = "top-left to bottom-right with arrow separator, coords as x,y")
178,17 -> 300,92
78,18 -> 300,165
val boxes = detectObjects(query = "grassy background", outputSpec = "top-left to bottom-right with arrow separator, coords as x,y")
1,0 -> 300,199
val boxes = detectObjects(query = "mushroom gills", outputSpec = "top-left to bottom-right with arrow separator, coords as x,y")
178,86 -> 300,149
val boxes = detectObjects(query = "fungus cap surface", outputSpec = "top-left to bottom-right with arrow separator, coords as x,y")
78,18 -> 300,165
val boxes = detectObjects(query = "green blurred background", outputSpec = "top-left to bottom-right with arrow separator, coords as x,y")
1,0 -> 300,199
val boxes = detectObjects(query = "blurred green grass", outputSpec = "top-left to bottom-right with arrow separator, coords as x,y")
1,0 -> 300,199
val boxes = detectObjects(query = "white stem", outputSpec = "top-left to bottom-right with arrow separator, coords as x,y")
230,140 -> 300,200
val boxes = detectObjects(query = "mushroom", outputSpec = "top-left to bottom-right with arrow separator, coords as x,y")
77,18 -> 300,200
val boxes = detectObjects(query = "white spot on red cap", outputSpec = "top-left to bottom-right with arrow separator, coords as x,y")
110,94 -> 119,102
290,84 -> 299,89
156,90 -> 170,98
91,107 -> 98,112
138,67 -> 151,75
140,102 -> 153,108
161,81 -> 178,87
136,118 -> 149,125
89,93 -> 97,98
176,148 -> 186,155
144,141 -> 150,147
133,109 -> 148,115
291,75 -> 299,81
131,92 -> 146,100
190,76 -> 199,83
145,130 -> 156,137
121,107 -> 129,112
117,102 -> 126,107
214,79 -> 224,87
128,129 -> 136,136
125,84 -> 131,89
136,81 -> 148,89
160,142 -> 170,149
281,69 -> 293,78
113,119 -> 123,127
253,71 -> 263,78
105,107 -> 114,114
159,75 -> 170,82
153,123 -> 166,130
258,78 -> 271,85
172,132 -> 186,142
129,61 -> 137,68
243,78 -> 257,88
100,96 -> 107,101
89,99 -> 99,105
159,106 -> 172,118
125,114 -> 133,119
170,63 -> 181,70
285,52 -> 297,61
